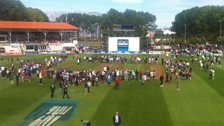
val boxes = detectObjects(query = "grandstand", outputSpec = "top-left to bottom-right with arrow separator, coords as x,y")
0,21 -> 79,54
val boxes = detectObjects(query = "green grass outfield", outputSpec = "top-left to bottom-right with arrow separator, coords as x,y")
0,54 -> 224,126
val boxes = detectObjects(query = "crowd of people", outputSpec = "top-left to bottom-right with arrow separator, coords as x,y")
0,56 -> 72,98
171,44 -> 224,56
77,55 -> 159,64
0,54 -> 161,99
159,56 -> 193,93
0,50 -> 222,98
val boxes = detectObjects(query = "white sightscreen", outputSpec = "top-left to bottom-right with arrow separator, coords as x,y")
108,37 -> 140,52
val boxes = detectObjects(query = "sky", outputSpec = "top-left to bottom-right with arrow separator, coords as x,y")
20,0 -> 224,28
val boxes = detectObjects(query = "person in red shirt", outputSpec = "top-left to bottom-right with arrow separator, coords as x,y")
115,77 -> 120,89
139,70 -> 143,81
41,68 -> 45,76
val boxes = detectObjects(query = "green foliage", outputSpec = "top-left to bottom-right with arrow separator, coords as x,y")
103,9 -> 157,37
216,36 -> 224,44
155,29 -> 164,38
57,8 -> 156,38
26,8 -> 49,22
0,0 -> 49,21
188,37 -> 207,44
172,6 -> 224,42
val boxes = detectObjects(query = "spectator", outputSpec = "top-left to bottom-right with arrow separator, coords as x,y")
113,112 -> 122,126
50,84 -> 56,98
160,74 -> 164,87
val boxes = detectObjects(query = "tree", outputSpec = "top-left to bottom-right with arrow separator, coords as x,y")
27,8 -> 49,22
172,6 -> 224,42
57,8 -> 156,50
0,0 -> 48,21
216,36 -> 224,44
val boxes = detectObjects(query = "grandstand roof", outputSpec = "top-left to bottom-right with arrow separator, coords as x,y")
0,21 -> 79,30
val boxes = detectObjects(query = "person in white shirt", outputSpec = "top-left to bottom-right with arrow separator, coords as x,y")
150,71 -> 154,79
124,70 -> 128,82
104,66 -> 107,72
113,112 -> 121,126
39,72 -> 43,85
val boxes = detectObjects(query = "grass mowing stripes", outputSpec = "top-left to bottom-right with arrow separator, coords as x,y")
0,54 -> 224,126
192,63 -> 224,98
0,79 -> 51,126
162,74 -> 224,126
90,80 -> 173,126
160,62 -> 224,126
53,84 -> 111,126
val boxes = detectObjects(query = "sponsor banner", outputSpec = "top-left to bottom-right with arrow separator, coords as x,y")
141,52 -> 147,54
5,52 -> 22,55
24,51 -> 39,55
213,53 -> 223,56
111,51 -> 118,54
19,100 -> 78,126
148,51 -> 165,55
39,52 -> 48,54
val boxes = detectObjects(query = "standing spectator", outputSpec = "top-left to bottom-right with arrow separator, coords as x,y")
150,71 -> 154,80
50,84 -> 56,98
1,65 -> 6,79
176,73 -> 181,94
209,69 -> 215,80
59,80 -> 63,95
75,74 -> 79,86
131,70 -> 135,80
160,74 -> 164,87
101,71 -> 105,84
115,77 -> 120,89
39,72 -> 43,85
84,81 -> 88,95
139,70 -> 143,81
165,69 -> 169,82
142,72 -> 147,85
16,74 -> 19,86
113,112 -> 122,126
77,57 -> 80,65
36,69 -> 39,77
9,70 -> 14,85
41,68 -> 45,76
95,75 -> 99,86
161,58 -> 164,65
87,79 -> 91,93
63,84 -> 70,99
124,70 -> 128,82
135,69 -> 139,80
107,74 -> 112,88
153,70 -> 156,80
21,70 -> 25,82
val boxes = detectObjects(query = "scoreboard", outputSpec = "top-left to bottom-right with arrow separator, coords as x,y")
108,37 -> 140,52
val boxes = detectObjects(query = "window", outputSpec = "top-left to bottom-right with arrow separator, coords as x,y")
0,35 -> 7,42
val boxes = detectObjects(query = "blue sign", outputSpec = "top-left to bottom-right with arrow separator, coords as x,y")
19,100 -> 78,126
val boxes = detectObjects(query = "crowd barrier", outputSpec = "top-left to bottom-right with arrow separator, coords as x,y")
5,51 -> 224,56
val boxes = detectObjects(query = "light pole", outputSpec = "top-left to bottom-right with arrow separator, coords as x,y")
184,24 -> 186,43
220,20 -> 222,37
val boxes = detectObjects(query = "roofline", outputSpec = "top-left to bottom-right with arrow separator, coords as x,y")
0,21 -> 79,30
